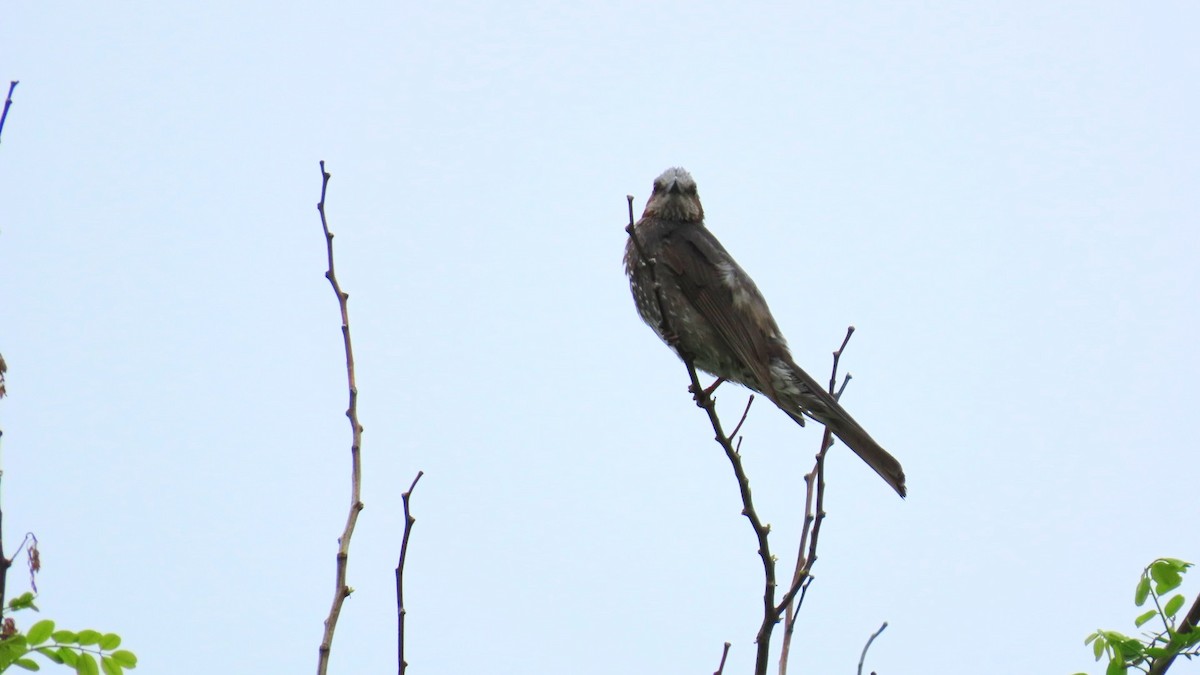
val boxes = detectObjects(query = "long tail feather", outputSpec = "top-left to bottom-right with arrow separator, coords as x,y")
776,362 -> 906,498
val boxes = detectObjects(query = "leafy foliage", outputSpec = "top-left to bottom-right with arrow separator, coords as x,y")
0,593 -> 137,674
1075,558 -> 1200,675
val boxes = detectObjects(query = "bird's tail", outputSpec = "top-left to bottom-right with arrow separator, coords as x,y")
777,366 -> 906,498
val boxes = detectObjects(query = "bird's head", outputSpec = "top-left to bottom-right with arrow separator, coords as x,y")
643,167 -> 704,223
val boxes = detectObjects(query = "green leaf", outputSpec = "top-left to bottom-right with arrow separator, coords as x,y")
57,647 -> 78,667
109,650 -> 137,668
13,657 -> 40,671
1150,561 -> 1183,594
98,634 -> 121,651
1165,594 -> 1185,619
1105,656 -> 1127,675
35,647 -> 63,664
8,593 -> 36,610
77,652 -> 99,675
26,620 -> 55,646
100,655 -> 122,675
1135,576 -> 1152,606
1118,636 -> 1145,658
52,631 -> 79,644
1093,635 -> 1107,660
76,630 -> 101,647
1135,610 -> 1158,628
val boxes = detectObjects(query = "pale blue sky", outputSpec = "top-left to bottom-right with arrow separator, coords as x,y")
2,2 -> 1198,673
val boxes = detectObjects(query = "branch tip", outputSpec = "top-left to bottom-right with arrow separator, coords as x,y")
397,469 -> 425,675
315,161 -> 366,675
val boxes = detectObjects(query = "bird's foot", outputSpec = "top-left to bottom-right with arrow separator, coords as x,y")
688,377 -> 726,401
702,377 -> 726,397
661,326 -> 681,348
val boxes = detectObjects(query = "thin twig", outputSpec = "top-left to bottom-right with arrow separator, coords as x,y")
0,349 -> 17,608
778,458 -> 818,675
831,327 -> 855,390
0,479 -> 7,610
778,326 -> 855,675
834,374 -> 852,402
857,622 -> 888,675
17,534 -> 37,594
396,471 -> 424,675
0,81 -> 17,144
798,426 -> 831,609
730,395 -> 756,440
0,94 -> 10,607
626,203 -> 778,675
0,84 -> 19,620
316,161 -> 366,675
625,196 -> 676,345
713,642 -> 732,675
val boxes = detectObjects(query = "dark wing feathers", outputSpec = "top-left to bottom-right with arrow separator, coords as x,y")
658,226 -> 782,399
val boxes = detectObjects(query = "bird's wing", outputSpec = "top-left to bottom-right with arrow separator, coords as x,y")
659,225 -> 784,398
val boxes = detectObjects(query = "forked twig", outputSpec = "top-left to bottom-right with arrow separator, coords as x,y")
316,162 -> 366,675
396,471 -> 424,675
779,326 -> 854,675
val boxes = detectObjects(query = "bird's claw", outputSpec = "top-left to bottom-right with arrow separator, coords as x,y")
688,377 -> 726,402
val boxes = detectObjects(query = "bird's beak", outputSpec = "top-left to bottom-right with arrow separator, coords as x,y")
666,179 -> 681,194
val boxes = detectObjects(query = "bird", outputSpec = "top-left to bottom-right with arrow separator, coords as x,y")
623,167 -> 906,497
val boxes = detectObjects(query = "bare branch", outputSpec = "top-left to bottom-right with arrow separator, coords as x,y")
831,326 -> 855,388
778,326 -> 855,675
0,81 -> 12,607
778,456 -> 817,675
713,642 -> 732,675
857,622 -> 888,675
0,351 -> 15,608
834,373 -> 852,402
0,484 -> 7,610
795,425 -> 831,614
396,471 -> 424,675
730,395 -> 755,440
625,196 -> 676,345
0,81 -> 17,144
316,161 -> 366,675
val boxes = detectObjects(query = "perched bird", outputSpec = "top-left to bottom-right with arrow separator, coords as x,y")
624,167 -> 906,497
